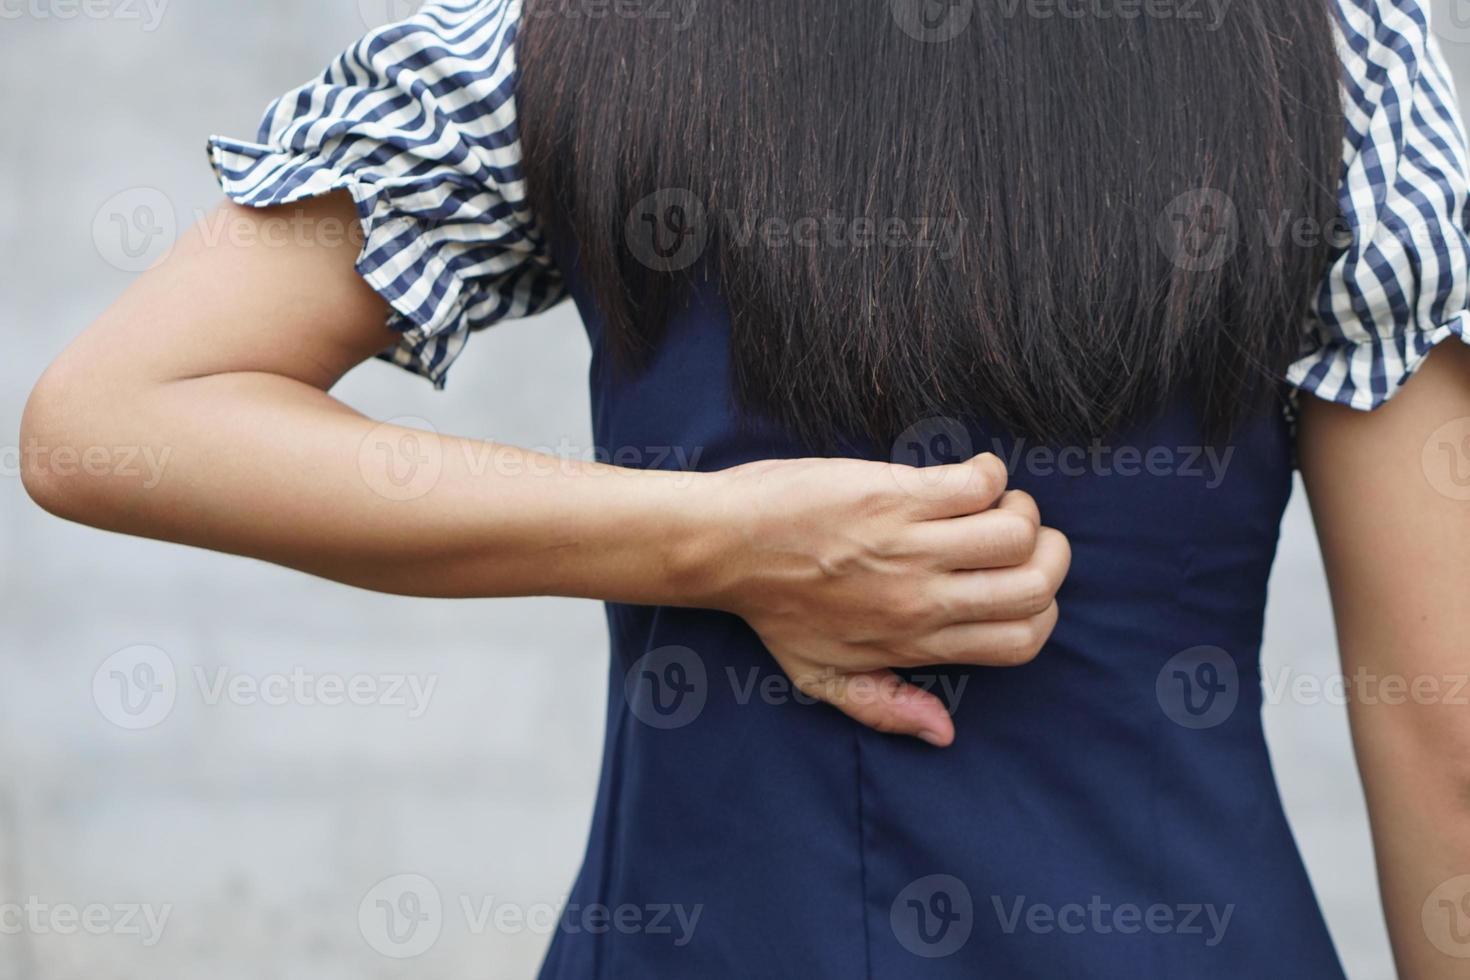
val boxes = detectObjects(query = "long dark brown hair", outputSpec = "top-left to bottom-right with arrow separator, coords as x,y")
518,0 -> 1345,447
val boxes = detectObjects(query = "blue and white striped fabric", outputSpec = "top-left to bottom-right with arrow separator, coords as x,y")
1289,0 -> 1470,407
209,0 -> 1470,406
207,0 -> 562,385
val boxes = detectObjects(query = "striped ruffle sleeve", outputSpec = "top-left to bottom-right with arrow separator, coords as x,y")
205,0 -> 564,386
1290,0 -> 1470,406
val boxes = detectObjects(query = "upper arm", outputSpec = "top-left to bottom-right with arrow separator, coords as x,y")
1298,339 -> 1470,819
48,194 -> 395,397
1293,0 -> 1470,696
1298,341 -> 1470,692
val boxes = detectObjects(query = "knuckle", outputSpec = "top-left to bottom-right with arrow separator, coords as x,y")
894,590 -> 940,630
902,635 -> 940,665
885,602 -> 922,636
1005,626 -> 1041,665
1002,489 -> 1040,521
1005,608 -> 1055,665
790,671 -> 824,700
1030,603 -> 1061,650
969,453 -> 1008,498
864,707 -> 906,736
859,475 -> 907,516
1040,525 -> 1071,564
867,530 -> 900,560
996,513 -> 1038,557
1014,568 -> 1055,614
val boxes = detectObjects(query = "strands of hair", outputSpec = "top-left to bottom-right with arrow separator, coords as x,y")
518,0 -> 1345,449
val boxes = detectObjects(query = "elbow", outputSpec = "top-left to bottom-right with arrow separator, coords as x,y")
1437,720 -> 1470,813
1369,696 -> 1470,814
19,360 -> 134,527
19,366 -> 81,521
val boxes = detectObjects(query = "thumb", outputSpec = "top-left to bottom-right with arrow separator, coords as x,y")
816,669 -> 956,747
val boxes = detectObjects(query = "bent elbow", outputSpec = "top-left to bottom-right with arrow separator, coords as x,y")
19,361 -> 135,527
20,367 -> 80,520
1367,695 -> 1470,815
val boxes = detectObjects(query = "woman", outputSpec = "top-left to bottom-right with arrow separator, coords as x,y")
19,0 -> 1470,975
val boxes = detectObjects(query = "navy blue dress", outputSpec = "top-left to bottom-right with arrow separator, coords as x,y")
206,0 -> 1470,975
531,261 -> 1342,978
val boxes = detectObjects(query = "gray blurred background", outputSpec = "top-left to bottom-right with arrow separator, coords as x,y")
3,2 -> 1469,977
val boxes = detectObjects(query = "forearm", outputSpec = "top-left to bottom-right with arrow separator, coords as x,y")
1349,692 -> 1470,979
1329,555 -> 1470,975
22,367 -> 723,603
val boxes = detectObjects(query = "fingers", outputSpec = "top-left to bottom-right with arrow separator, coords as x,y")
808,668 -> 956,747
932,526 -> 1071,621
994,488 -> 1040,528
900,453 -> 1009,519
912,493 -> 1041,569
911,600 -> 1060,667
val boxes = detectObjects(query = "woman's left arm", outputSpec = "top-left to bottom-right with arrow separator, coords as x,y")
1299,341 -> 1470,979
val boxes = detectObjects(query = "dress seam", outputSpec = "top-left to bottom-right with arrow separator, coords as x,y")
854,732 -> 874,980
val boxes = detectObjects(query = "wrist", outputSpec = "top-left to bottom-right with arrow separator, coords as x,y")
664,466 -> 750,612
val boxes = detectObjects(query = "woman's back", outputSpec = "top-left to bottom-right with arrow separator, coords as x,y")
540,249 -> 1341,976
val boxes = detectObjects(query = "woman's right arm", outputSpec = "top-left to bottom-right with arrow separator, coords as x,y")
21,194 -> 1065,745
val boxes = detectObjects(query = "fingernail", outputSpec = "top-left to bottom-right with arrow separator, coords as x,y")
917,730 -> 948,747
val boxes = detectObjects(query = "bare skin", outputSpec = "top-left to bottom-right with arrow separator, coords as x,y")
18,194 -> 1068,747
20,193 -> 1470,972
1299,341 -> 1470,980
